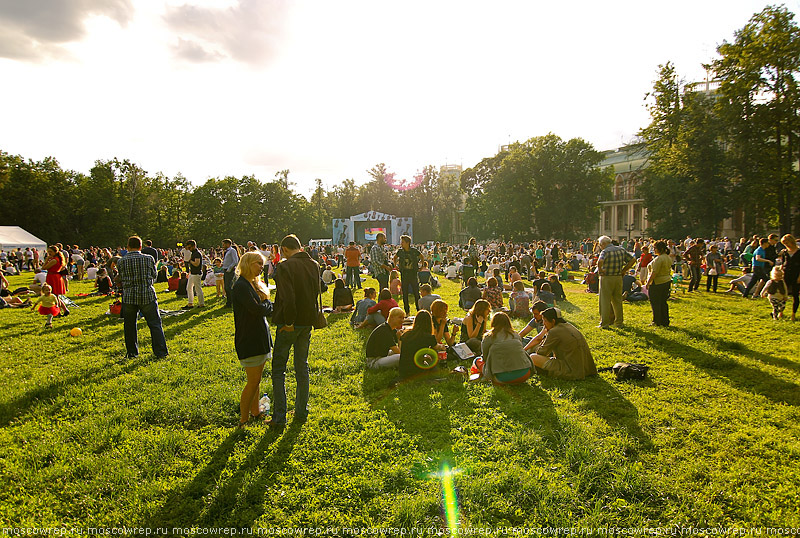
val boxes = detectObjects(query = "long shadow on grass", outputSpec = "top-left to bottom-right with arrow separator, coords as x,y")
675,327 -> 800,375
490,382 -> 562,447
624,326 -> 800,407
142,425 -> 296,527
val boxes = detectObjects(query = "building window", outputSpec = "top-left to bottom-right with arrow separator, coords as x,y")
617,205 -> 627,230
633,205 -> 641,230
614,177 -> 623,200
603,208 -> 610,231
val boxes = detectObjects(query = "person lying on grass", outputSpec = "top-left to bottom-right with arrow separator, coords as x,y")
365,306 -> 405,369
526,307 -> 597,380
471,312 -> 533,385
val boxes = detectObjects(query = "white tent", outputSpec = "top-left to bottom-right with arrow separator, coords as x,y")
0,226 -> 47,253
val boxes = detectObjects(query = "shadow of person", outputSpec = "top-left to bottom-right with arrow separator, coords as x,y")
142,427 -> 257,527
623,325 -> 800,407
490,382 -> 563,448
554,375 -> 654,453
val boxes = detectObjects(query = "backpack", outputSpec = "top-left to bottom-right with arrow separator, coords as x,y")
612,362 -> 649,381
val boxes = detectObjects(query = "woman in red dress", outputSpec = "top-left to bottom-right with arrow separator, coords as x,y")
42,246 -> 67,296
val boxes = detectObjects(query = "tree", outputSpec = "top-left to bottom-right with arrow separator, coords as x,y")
711,5 -> 800,234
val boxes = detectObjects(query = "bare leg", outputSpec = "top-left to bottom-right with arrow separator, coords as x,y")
239,363 -> 265,425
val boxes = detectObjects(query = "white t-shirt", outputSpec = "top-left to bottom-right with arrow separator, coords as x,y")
446,265 -> 458,279
34,272 -> 47,284
180,248 -> 192,262
86,267 -> 98,280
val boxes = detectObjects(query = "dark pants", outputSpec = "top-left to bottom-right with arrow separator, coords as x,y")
346,266 -> 361,289
375,273 -> 389,293
706,273 -> 719,292
743,267 -> 768,298
271,325 -> 312,423
688,265 -> 702,292
122,300 -> 168,358
648,281 -> 670,327
224,270 -> 235,306
400,272 -> 420,313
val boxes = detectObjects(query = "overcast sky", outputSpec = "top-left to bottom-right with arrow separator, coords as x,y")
1,0 -> 798,196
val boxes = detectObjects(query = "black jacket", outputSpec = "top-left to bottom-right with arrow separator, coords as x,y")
231,277 -> 274,360
273,251 -> 321,327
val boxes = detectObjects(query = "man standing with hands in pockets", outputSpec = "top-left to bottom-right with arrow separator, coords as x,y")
268,234 -> 320,427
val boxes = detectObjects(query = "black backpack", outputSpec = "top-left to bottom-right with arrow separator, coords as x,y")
612,362 -> 649,381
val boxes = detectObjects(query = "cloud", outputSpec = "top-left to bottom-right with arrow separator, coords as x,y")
164,0 -> 288,66
0,0 -> 133,61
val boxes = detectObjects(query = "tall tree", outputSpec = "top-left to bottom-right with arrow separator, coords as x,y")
711,5 -> 800,234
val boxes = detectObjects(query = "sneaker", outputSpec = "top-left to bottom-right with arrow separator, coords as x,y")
182,304 -> 195,309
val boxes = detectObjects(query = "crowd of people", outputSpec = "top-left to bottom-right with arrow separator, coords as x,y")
3,230 -> 799,428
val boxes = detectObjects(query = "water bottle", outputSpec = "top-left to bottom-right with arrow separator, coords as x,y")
259,393 -> 270,414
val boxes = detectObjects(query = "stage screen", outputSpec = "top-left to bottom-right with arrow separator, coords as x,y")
355,220 -> 391,243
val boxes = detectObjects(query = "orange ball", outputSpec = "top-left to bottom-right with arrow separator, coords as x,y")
69,327 -> 82,337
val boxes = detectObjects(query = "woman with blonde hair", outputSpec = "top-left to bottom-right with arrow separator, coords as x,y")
781,234 -> 800,321
473,312 -> 533,384
231,251 -> 273,427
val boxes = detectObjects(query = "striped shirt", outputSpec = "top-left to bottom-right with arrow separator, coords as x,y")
117,251 -> 157,305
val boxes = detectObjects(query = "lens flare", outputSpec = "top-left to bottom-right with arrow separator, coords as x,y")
440,462 -> 459,530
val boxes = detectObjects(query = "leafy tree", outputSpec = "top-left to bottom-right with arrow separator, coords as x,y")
711,5 -> 800,234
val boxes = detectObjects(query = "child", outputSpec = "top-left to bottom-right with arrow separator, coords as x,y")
212,258 -> 225,298
31,283 -> 65,328
352,287 -> 378,328
509,280 -> 532,318
761,266 -> 788,320
389,270 -> 401,299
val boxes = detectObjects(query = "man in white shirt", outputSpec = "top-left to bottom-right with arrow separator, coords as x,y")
724,267 -> 752,296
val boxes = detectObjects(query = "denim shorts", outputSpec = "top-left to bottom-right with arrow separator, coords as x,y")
239,353 -> 270,368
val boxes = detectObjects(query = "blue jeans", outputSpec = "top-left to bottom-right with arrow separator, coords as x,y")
122,300 -> 168,358
346,266 -> 361,288
375,273 -> 389,293
271,325 -> 312,423
400,272 -> 419,313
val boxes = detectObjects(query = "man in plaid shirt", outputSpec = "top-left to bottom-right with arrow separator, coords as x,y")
597,235 -> 636,329
370,232 -> 392,292
117,235 -> 168,359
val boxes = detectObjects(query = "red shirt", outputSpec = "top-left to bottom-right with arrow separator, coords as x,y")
345,246 -> 361,267
640,252 -> 653,267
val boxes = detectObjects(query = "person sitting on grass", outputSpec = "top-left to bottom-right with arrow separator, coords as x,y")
459,277 -> 482,310
352,287 -> 377,328
536,282 -> 556,307
520,301 -> 549,348
491,267 -> 504,290
322,265 -> 336,286
156,265 -> 169,283
526,307 -> 597,380
365,306 -> 405,369
557,262 -> 572,282
418,261 -> 432,285
472,312 -> 533,385
460,299 -> 491,354
95,268 -> 113,295
482,276 -> 504,311
724,266 -> 752,296
30,283 -> 65,329
176,272 -> 188,298
366,288 -> 399,326
509,280 -> 532,318
548,274 -> 566,302
431,299 -> 455,348
505,266 -> 522,291
399,310 -> 445,380
582,267 -> 599,293
445,261 -> 459,280
417,283 -> 441,313
530,271 -> 548,295
167,270 -> 180,292
331,278 -> 354,313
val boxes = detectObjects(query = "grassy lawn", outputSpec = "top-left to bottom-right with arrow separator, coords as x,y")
1,271 -> 799,530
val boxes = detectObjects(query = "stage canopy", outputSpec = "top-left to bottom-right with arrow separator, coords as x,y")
332,211 -> 413,245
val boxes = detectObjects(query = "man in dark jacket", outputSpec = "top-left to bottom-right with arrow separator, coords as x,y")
269,234 -> 320,426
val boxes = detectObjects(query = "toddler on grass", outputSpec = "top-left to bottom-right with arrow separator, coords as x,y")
761,267 -> 788,320
31,283 -> 65,328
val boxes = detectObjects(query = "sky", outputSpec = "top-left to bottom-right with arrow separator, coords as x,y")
1,0 -> 798,197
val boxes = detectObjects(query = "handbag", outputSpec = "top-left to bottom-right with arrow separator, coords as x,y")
313,284 -> 327,329
708,267 -> 717,275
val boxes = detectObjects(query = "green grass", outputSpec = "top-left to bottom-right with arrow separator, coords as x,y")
1,271 -> 799,529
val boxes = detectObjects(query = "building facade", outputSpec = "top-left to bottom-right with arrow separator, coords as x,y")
596,145 -> 649,242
